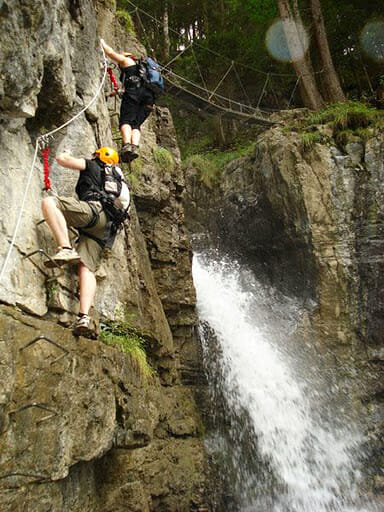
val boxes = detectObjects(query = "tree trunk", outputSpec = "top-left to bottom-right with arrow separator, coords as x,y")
219,0 -> 225,28
309,0 -> 345,102
163,1 -> 170,61
202,0 -> 209,34
277,0 -> 324,110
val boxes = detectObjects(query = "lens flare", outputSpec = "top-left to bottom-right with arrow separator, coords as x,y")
266,18 -> 309,63
360,21 -> 384,62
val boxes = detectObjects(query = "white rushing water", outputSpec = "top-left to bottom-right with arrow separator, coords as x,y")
193,253 -> 375,512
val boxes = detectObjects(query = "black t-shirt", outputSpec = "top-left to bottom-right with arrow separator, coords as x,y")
120,63 -> 141,89
75,159 -> 104,201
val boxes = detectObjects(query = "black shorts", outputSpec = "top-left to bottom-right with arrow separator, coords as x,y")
119,87 -> 154,130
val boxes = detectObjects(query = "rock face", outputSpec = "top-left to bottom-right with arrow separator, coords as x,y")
0,306 -> 206,511
184,116 -> 384,493
0,1 -> 210,510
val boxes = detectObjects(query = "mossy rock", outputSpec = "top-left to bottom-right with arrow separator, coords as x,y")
116,9 -> 135,35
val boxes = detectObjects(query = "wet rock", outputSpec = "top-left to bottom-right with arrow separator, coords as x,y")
184,118 -> 384,490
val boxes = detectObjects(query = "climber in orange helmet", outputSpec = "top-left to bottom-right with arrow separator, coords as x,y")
101,38 -> 155,163
41,146 -> 130,338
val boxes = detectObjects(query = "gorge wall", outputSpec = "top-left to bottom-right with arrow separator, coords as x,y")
185,110 -> 384,496
0,1 -> 210,510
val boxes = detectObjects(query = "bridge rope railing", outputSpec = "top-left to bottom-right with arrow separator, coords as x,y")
162,68 -> 275,123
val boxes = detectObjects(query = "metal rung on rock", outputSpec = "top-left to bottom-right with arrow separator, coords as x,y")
20,335 -> 69,357
9,402 -> 58,417
23,248 -> 62,270
0,471 -> 49,482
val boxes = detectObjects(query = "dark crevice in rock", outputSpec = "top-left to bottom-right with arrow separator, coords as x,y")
26,61 -> 72,137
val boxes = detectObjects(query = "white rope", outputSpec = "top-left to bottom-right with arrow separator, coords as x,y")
208,61 -> 234,102
163,41 -> 193,69
0,142 -> 40,283
164,68 -> 267,115
0,45 -> 108,283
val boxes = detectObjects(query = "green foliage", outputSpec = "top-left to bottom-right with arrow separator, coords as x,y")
101,0 -> 116,8
355,127 -> 374,141
153,147 -> 176,173
306,102 -> 381,131
126,158 -> 143,191
182,136 -> 214,158
100,321 -> 154,380
184,143 -> 254,188
299,131 -> 324,150
46,279 -> 59,304
334,129 -> 355,147
116,10 -> 135,35
184,154 -> 220,188
297,101 -> 382,151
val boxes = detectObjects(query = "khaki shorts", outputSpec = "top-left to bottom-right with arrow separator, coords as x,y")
55,196 -> 108,272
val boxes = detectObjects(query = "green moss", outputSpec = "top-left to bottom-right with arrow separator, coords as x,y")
153,147 -> 176,173
46,279 -> 59,305
305,101 -> 381,131
102,0 -> 116,7
295,101 -> 383,151
116,10 -> 136,35
187,154 -> 219,188
126,158 -> 143,191
334,129 -> 355,147
100,321 -> 154,380
184,142 -> 255,188
299,131 -> 324,150
182,136 -> 215,159
355,127 -> 373,141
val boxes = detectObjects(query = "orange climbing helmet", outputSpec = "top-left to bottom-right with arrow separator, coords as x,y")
95,146 -> 119,165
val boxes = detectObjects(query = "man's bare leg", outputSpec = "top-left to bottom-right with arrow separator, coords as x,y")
120,124 -> 132,145
78,263 -> 97,315
131,128 -> 141,146
41,196 -> 71,248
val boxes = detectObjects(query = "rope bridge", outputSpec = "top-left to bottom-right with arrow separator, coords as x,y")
163,68 -> 277,126
125,0 -> 311,126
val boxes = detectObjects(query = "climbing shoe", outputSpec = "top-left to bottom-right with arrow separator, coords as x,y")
73,314 -> 95,338
119,143 -> 139,163
44,247 -> 80,268
129,144 -> 139,161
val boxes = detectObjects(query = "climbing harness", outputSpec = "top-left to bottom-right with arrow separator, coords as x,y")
0,44 -> 109,283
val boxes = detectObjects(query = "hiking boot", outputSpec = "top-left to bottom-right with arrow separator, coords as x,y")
129,144 -> 139,161
44,247 -> 80,269
73,314 -> 95,338
119,143 -> 133,163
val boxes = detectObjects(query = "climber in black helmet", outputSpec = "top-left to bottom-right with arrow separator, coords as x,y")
100,38 -> 155,163
41,146 -> 130,337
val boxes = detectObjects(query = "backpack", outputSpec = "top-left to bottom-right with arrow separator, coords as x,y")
101,165 -> 130,222
78,162 -> 130,251
139,56 -> 164,97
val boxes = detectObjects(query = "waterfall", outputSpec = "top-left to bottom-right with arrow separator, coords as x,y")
193,253 -> 376,512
